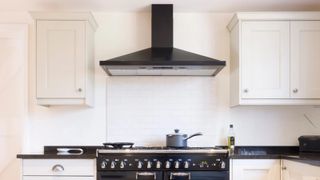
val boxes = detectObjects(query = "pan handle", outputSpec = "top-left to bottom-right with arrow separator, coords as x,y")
184,132 -> 203,141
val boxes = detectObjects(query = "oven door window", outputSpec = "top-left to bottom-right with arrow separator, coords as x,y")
164,171 -> 229,180
98,171 -> 163,180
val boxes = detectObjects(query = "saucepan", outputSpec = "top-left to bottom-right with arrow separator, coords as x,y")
166,129 -> 203,148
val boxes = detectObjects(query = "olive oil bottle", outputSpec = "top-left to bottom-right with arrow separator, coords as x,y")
227,124 -> 235,154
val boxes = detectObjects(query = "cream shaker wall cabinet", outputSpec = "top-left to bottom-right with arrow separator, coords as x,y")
31,12 -> 97,106
228,12 -> 320,106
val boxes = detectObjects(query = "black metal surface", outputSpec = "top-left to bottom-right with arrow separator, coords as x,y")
299,135 -> 320,152
99,48 -> 226,66
99,4 -> 226,76
164,171 -> 229,180
98,171 -> 228,180
98,171 -> 163,180
97,153 -> 229,171
152,4 -> 173,48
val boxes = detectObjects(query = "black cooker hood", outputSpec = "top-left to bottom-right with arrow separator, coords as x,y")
100,4 -> 226,76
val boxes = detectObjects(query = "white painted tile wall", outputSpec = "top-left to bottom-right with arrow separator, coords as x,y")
17,12 -> 320,152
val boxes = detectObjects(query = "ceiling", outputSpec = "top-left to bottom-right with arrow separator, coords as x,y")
1,0 -> 320,12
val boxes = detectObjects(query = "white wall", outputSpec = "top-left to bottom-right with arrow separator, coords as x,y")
0,14 -> 29,180
14,12 -> 320,152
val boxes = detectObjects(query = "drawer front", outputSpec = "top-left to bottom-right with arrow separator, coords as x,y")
23,159 -> 95,176
24,177 -> 94,180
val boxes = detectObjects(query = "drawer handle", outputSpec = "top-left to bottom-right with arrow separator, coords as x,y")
52,164 -> 64,172
136,172 -> 156,180
170,172 -> 191,180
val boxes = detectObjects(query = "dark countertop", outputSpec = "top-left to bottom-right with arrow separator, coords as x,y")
17,145 -> 320,167
230,146 -> 299,159
230,146 -> 320,166
17,146 -> 102,159
282,153 -> 320,166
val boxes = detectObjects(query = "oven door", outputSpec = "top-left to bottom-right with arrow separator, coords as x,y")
98,171 -> 163,180
164,171 -> 229,180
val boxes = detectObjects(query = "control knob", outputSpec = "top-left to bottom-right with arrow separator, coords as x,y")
174,161 -> 180,169
184,161 -> 190,169
220,161 -> 226,169
120,161 -> 125,169
147,161 -> 152,169
137,161 -> 143,169
110,161 -> 116,169
165,161 -> 171,169
156,161 -> 161,169
100,161 -> 107,169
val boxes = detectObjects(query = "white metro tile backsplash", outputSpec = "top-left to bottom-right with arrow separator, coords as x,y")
106,77 -> 228,147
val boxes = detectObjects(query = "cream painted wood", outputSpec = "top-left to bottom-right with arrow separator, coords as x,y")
291,21 -> 320,99
229,12 -> 320,106
231,159 -> 281,180
37,20 -> 86,99
282,160 -> 320,180
24,177 -> 94,180
22,159 -> 95,176
33,12 -> 96,106
241,21 -> 290,99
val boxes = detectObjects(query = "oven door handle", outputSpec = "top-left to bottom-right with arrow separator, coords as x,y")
170,172 -> 191,180
136,172 -> 157,180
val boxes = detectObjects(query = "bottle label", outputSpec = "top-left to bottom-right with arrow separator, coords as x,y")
228,136 -> 235,147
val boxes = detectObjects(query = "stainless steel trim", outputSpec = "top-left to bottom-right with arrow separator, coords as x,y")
170,172 -> 191,180
97,149 -> 228,154
52,164 -> 64,172
136,172 -> 156,180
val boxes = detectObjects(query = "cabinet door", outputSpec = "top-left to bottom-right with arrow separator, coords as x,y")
37,21 -> 85,98
232,160 -> 280,180
291,21 -> 320,98
282,160 -> 320,180
241,21 -> 290,99
24,177 -> 94,180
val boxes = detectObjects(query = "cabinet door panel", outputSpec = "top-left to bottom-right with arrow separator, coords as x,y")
232,160 -> 280,180
37,21 -> 85,98
241,21 -> 290,99
282,160 -> 320,180
291,21 -> 320,98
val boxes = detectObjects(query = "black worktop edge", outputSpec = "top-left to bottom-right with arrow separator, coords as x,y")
16,154 -> 96,159
17,145 -> 103,159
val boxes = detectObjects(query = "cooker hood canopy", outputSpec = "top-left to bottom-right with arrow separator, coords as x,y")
99,4 -> 226,76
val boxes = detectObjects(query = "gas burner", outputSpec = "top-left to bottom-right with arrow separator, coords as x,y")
103,142 -> 134,149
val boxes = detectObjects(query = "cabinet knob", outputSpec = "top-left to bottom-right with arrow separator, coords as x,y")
52,164 -> 64,172
282,166 -> 287,170
243,89 -> 249,93
77,88 -> 82,92
293,89 -> 298,93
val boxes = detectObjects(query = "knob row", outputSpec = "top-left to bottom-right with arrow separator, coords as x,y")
101,160 -> 191,169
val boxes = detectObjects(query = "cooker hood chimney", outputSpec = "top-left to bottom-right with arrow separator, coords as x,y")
99,4 -> 226,76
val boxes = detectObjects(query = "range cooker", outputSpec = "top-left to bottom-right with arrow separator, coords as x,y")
97,144 -> 229,180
